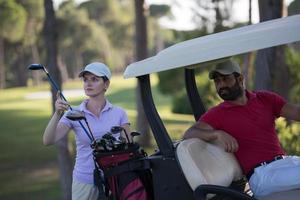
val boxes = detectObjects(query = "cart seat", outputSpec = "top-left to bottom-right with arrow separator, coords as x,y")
176,138 -> 300,200
176,138 -> 243,191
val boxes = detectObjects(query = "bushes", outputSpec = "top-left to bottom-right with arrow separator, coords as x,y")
277,118 -> 300,155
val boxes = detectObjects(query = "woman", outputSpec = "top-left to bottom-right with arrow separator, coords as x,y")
43,62 -> 131,200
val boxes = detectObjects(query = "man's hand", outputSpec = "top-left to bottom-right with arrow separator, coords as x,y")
213,130 -> 239,153
183,121 -> 239,153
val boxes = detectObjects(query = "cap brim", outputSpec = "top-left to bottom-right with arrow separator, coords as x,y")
78,70 -> 105,78
209,70 -> 234,79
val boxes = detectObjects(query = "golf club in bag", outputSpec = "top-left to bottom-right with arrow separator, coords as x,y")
93,126 -> 153,200
28,64 -> 154,200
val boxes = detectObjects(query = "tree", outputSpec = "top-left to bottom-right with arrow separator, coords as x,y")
148,4 -> 172,53
288,0 -> 300,52
5,0 -> 45,87
254,0 -> 289,99
192,0 -> 235,33
57,1 -> 112,78
134,0 -> 151,147
0,0 -> 26,88
242,0 -> 253,88
17,0 -> 44,86
44,0 -> 72,199
79,0 -> 134,69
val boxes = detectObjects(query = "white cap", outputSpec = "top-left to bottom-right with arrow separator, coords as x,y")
78,62 -> 111,80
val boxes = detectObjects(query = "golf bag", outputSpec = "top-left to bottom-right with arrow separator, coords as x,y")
93,143 -> 153,200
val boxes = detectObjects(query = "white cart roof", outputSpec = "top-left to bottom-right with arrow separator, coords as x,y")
124,14 -> 300,79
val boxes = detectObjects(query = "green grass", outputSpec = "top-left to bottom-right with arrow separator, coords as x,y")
0,75 -> 194,199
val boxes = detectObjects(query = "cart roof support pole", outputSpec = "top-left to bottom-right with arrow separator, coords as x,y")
138,75 -> 174,156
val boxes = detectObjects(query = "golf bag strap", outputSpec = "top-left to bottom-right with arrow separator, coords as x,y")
93,161 -> 111,197
105,159 -> 151,177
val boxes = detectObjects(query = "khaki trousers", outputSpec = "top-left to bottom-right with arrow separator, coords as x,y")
72,180 -> 99,200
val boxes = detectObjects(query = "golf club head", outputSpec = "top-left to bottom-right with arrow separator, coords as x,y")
28,63 -> 46,71
66,110 -> 86,121
111,126 -> 124,134
131,131 -> 141,137
92,139 -> 107,151
102,133 -> 116,141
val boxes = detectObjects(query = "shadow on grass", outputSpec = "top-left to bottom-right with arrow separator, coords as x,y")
0,109 -> 63,200
0,161 -> 62,200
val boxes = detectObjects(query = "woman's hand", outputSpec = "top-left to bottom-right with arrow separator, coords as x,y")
55,91 -> 69,114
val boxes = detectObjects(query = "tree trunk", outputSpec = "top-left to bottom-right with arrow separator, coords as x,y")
0,38 -> 5,89
31,43 -> 42,85
29,19 -> 42,86
213,0 -> 223,33
242,0 -> 252,88
44,1 -> 72,199
134,0 -> 151,147
14,45 -> 27,87
75,49 -> 83,77
254,0 -> 289,99
58,55 -> 69,83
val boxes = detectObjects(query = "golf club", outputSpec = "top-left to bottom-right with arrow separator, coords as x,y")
92,138 -> 107,151
28,63 -> 94,142
65,110 -> 86,121
28,64 -> 67,102
111,126 -> 130,143
130,131 -> 141,139
65,110 -> 95,141
66,110 -> 126,151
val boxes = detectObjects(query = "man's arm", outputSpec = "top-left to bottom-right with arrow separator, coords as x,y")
280,103 -> 300,121
184,121 -> 218,141
183,121 -> 239,153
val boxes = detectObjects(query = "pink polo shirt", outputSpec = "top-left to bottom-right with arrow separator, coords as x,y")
60,99 -> 129,184
200,90 -> 286,175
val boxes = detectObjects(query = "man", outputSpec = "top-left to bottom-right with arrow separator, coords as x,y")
183,59 -> 300,197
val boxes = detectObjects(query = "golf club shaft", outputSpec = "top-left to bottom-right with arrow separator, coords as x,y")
123,129 -> 131,143
45,72 -> 68,103
84,119 -> 95,141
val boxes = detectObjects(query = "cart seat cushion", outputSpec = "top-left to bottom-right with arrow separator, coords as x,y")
176,138 -> 243,190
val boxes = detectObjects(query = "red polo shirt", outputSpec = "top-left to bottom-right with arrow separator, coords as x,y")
200,90 -> 286,174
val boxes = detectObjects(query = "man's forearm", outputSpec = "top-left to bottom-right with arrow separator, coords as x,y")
183,126 -> 218,142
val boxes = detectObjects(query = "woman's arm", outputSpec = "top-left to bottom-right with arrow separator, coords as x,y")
43,111 -> 70,145
43,92 -> 71,146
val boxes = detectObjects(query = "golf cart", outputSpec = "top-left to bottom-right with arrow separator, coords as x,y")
123,15 -> 300,200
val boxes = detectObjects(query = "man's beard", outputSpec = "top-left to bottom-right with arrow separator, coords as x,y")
217,80 -> 243,101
